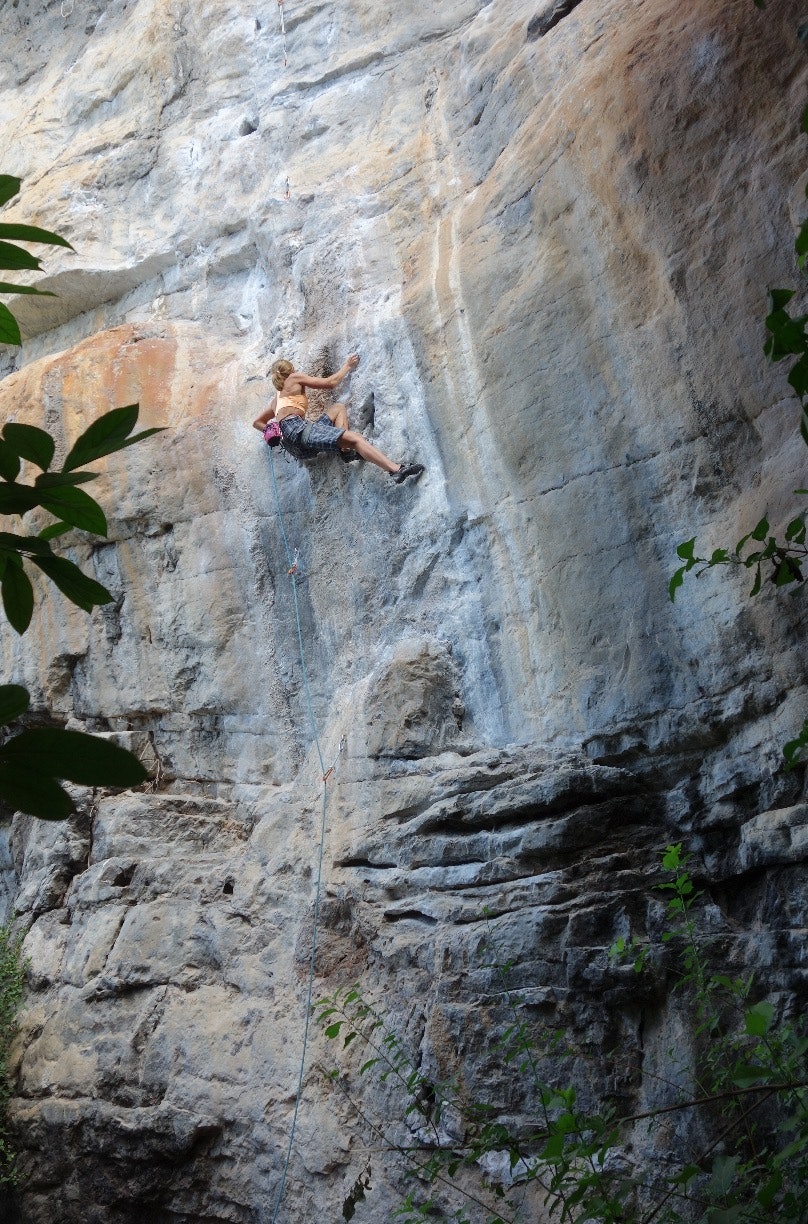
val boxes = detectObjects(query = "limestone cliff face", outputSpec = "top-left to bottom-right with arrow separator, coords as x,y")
0,0 -> 807,1220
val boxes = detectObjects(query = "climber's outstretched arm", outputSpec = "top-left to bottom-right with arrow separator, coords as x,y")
253,396 -> 277,432
294,354 -> 359,391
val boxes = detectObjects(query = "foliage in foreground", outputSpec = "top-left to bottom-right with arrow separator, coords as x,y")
669,78 -> 808,767
0,174 -> 163,817
316,845 -> 808,1223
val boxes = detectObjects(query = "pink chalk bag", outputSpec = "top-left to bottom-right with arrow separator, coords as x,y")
263,419 -> 283,447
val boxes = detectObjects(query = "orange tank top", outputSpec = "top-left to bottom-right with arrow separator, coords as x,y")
276,391 -> 308,420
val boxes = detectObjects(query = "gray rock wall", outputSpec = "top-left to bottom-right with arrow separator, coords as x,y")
0,0 -> 806,1220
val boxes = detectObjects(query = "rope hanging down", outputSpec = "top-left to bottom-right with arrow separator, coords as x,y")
265,10 -> 332,1219
267,451 -> 340,1224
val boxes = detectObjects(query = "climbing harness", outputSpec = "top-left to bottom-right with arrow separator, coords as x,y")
267,451 -> 344,1224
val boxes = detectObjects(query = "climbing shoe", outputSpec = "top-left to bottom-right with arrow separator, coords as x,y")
392,463 -> 425,484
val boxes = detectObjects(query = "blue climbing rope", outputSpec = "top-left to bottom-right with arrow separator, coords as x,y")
268,450 -> 331,1223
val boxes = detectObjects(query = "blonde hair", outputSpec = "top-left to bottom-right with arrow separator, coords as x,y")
271,359 -> 294,390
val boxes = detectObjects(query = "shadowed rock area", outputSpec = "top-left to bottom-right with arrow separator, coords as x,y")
0,0 -> 806,1220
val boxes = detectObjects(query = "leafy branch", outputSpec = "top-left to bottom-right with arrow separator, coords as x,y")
669,86 -> 808,766
0,404 -> 162,635
0,174 -> 71,348
318,846 -> 808,1223
0,176 -> 164,819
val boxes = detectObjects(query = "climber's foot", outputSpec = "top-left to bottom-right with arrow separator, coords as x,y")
391,463 -> 425,484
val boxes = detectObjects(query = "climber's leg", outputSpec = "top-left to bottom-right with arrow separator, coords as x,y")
327,403 -> 349,430
338,430 -> 422,481
338,430 -> 400,473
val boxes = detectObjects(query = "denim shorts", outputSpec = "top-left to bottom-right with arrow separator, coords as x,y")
279,413 -> 345,460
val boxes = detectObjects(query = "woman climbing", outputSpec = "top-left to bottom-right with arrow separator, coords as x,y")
253,353 -> 425,483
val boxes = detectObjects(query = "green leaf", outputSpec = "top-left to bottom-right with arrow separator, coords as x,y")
773,556 -> 802,586
0,728 -> 147,788
0,764 -> 73,820
707,1153 -> 739,1197
788,353 -> 808,397
732,1062 -> 769,1087
0,684 -> 29,726
796,219 -> 808,270
0,241 -> 41,272
785,516 -> 806,543
34,470 -> 97,488
676,537 -> 696,562
0,438 -> 20,481
540,1132 -> 566,1161
62,404 -> 161,472
668,566 -> 685,602
0,302 -> 20,346
662,843 -> 683,871
768,288 -> 795,311
37,485 -> 107,535
783,719 -> 808,770
0,177 -> 21,208
745,999 -> 775,1036
764,298 -> 808,360
38,522 -> 71,542
360,1058 -> 380,1075
32,555 -> 113,611
757,1170 -> 783,1210
0,223 -> 72,249
1,560 -> 34,634
0,483 -> 40,515
3,423 -> 54,470
706,1208 -> 744,1224
0,281 -> 55,298
751,516 -> 770,541
709,548 -> 728,564
0,531 -> 53,556
324,1021 -> 343,1039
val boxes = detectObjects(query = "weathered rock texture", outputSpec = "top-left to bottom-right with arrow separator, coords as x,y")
0,0 -> 807,1220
